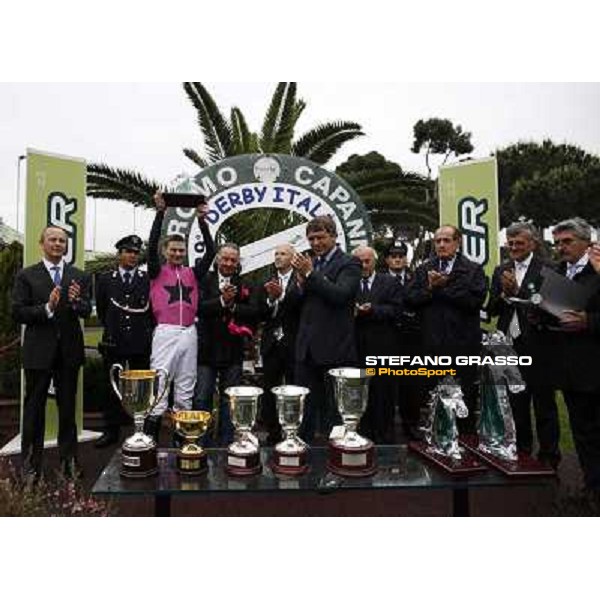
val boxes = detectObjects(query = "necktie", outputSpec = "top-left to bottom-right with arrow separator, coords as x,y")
314,257 -> 324,272
439,259 -> 448,273
362,278 -> 370,294
514,262 -> 526,287
123,271 -> 132,286
51,266 -> 61,286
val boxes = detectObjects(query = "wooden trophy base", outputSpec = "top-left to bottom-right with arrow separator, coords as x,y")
460,435 -> 557,477
271,448 -> 309,476
120,445 -> 158,478
226,450 -> 262,477
176,450 -> 208,476
327,439 -> 377,478
408,441 -> 487,476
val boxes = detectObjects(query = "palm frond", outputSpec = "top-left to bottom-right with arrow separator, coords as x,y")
273,83 -> 297,153
182,148 -> 208,169
260,82 -> 287,152
292,121 -> 363,161
183,82 -> 232,162
230,107 -> 254,154
301,129 -> 365,165
86,163 -> 164,208
293,99 -> 307,125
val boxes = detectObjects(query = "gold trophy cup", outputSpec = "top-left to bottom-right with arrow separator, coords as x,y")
173,410 -> 212,475
110,365 -> 169,478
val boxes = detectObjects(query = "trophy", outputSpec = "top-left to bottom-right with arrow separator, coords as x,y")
327,368 -> 377,477
225,386 -> 263,476
478,332 -> 524,462
409,376 -> 486,474
424,377 -> 469,461
271,385 -> 310,476
459,332 -> 554,476
172,410 -> 212,475
110,365 -> 169,478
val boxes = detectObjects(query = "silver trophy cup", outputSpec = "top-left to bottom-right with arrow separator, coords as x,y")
271,385 -> 310,475
110,365 -> 168,477
327,368 -> 377,476
225,386 -> 263,476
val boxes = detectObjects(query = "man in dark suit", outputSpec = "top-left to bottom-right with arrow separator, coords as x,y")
353,246 -> 403,443
536,218 -> 600,490
258,243 -> 302,444
94,234 -> 153,447
383,239 -> 423,440
194,243 -> 260,445
406,225 -> 487,434
291,216 -> 361,443
487,222 -> 560,467
12,226 -> 91,481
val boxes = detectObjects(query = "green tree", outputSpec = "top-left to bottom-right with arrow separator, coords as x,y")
336,152 -> 435,239
0,242 -> 23,397
411,118 -> 474,178
495,140 -> 600,227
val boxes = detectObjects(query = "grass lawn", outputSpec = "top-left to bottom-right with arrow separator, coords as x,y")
84,327 -> 102,349
556,392 -> 574,452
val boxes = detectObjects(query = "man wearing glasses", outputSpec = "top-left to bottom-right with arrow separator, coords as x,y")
95,234 -> 153,447
541,218 -> 600,491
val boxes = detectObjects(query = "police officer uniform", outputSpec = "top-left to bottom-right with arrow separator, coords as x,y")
95,235 -> 153,447
383,239 -> 423,440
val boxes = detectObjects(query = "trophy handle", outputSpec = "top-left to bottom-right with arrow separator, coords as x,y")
150,367 -> 170,412
110,363 -> 124,402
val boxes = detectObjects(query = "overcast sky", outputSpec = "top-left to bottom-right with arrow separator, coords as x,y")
1,82 -> 600,252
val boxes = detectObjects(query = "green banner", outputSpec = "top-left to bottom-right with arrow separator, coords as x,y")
438,157 -> 500,282
23,149 -> 86,440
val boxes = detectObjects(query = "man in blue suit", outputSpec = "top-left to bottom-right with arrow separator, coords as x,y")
292,216 -> 361,443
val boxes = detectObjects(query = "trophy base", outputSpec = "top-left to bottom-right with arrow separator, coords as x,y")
327,440 -> 377,478
226,451 -> 262,477
120,445 -> 158,478
271,448 -> 309,476
408,440 -> 487,475
176,450 -> 208,476
460,435 -> 557,477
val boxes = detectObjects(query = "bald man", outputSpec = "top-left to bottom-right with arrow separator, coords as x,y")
12,226 -> 92,481
258,244 -> 303,444
353,246 -> 403,442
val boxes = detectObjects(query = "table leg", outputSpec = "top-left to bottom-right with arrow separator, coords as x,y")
155,494 -> 172,517
452,488 -> 470,517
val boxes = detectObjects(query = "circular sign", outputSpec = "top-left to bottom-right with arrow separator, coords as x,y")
162,154 -> 373,274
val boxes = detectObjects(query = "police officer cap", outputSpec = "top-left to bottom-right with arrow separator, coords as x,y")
385,239 -> 408,257
115,234 -> 143,252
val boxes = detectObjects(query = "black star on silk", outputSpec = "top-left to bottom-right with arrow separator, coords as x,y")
164,284 -> 193,304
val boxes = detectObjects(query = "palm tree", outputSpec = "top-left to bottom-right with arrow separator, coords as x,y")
87,82 -> 364,216
336,152 -> 436,238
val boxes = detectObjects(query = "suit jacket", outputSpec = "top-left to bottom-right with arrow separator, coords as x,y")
197,270 -> 260,367
12,261 -> 92,369
534,261 -> 600,392
354,273 -> 403,360
487,254 -> 550,343
295,247 -> 361,365
405,253 -> 487,349
95,268 -> 153,356
259,271 -> 302,359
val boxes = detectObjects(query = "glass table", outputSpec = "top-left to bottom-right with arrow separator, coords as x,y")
92,445 -> 555,517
